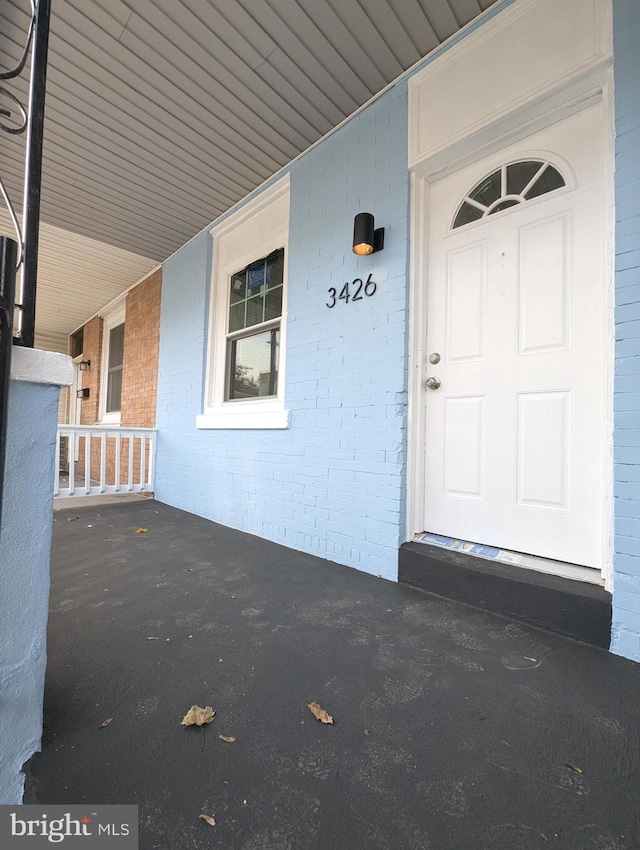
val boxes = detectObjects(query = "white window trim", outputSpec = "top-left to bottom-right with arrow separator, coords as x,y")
198,176 -> 290,430
99,302 -> 126,425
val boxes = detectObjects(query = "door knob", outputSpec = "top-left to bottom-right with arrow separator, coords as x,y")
426,376 -> 441,390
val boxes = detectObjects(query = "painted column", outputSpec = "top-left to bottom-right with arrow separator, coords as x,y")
611,0 -> 640,662
0,348 -> 72,803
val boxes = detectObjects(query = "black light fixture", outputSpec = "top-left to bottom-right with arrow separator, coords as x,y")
78,359 -> 91,371
352,212 -> 385,256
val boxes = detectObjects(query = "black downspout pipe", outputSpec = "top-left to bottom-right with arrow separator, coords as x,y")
16,0 -> 52,349
0,237 -> 18,529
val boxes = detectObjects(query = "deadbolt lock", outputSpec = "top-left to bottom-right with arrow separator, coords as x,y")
429,352 -> 441,364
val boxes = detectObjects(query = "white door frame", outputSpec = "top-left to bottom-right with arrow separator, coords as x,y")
406,72 -> 615,589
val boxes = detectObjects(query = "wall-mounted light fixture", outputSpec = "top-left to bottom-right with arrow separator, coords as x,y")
352,212 -> 385,256
78,359 -> 91,371
76,387 -> 90,399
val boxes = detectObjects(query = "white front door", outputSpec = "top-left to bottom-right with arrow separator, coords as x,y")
423,104 -> 608,570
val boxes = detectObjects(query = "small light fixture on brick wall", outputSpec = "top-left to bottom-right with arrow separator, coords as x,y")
78,359 -> 91,371
352,212 -> 385,256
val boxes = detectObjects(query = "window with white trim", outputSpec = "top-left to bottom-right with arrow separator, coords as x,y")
198,176 -> 290,430
100,304 -> 125,424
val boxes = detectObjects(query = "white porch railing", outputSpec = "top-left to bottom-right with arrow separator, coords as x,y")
55,425 -> 156,498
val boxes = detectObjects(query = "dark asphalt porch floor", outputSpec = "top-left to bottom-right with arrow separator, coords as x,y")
25,500 -> 640,850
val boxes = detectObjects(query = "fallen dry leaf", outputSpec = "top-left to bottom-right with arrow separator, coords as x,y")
198,814 -> 216,827
99,718 -> 113,728
563,761 -> 583,774
541,834 -> 548,842
524,656 -> 537,662
146,636 -> 159,641
135,527 -> 148,534
181,705 -> 215,727
218,735 -> 236,743
364,729 -> 370,736
67,516 -> 78,522
307,701 -> 334,724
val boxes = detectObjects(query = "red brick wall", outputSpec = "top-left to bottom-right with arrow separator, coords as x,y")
121,268 -> 162,428
71,269 -> 161,486
79,315 -> 102,425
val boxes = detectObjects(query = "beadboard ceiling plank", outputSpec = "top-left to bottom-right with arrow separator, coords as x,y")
416,0 -> 461,40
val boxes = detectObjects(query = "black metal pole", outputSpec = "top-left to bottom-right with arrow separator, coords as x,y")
17,0 -> 52,349
0,237 -> 18,530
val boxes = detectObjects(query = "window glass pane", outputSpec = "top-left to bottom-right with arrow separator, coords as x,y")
226,249 -> 284,401
469,169 -> 501,207
266,249 -> 284,289
230,272 -> 247,304
525,165 -> 565,199
488,199 -> 520,215
264,285 -> 283,321
229,302 -> 245,332
453,162 -> 567,230
108,323 -> 125,369
506,161 -> 543,195
228,249 -> 285,332
228,329 -> 279,400
453,202 -> 484,229
106,367 -> 122,413
245,293 -> 264,329
247,261 -> 267,292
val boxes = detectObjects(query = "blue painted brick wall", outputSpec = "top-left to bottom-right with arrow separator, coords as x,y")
611,0 -> 640,662
155,83 -> 409,580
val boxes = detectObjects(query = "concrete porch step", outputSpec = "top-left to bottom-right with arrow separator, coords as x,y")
399,541 -> 612,649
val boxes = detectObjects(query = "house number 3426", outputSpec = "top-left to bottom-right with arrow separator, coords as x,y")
326,274 -> 376,308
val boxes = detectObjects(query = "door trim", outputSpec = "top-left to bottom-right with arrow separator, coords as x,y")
70,354 -> 84,424
406,80 -> 615,589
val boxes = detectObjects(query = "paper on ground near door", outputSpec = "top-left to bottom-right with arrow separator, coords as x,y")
415,532 -> 523,564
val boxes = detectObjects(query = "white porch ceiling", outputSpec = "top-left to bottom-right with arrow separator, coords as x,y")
0,210 -> 157,353
1,0 -> 500,348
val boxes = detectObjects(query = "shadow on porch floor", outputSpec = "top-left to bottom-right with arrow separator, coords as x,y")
26,501 -> 640,849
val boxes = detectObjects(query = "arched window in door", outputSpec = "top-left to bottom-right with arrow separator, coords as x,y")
452,160 -> 566,229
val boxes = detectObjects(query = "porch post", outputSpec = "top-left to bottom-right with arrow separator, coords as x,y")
0,237 -> 17,530
17,0 -> 52,349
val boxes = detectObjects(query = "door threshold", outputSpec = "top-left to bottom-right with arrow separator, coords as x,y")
399,541 -> 611,649
413,532 -> 604,586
